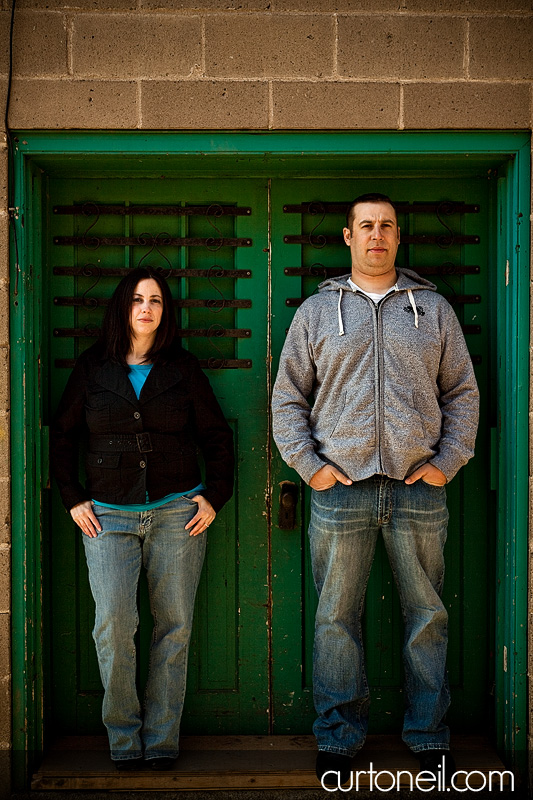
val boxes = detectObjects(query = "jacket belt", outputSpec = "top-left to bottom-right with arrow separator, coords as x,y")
89,432 -> 181,453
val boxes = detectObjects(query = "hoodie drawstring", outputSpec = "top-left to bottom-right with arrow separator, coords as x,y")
407,288 -> 419,329
337,288 -> 345,336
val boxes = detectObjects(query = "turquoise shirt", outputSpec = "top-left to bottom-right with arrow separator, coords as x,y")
93,364 -> 204,511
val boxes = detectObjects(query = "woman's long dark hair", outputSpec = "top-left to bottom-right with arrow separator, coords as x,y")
99,267 -> 177,367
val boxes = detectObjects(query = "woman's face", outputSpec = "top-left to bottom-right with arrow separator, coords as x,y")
130,278 -> 164,341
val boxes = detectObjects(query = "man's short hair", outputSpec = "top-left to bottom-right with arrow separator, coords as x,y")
345,193 -> 397,230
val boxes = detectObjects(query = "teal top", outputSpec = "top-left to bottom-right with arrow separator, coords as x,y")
92,364 -> 204,511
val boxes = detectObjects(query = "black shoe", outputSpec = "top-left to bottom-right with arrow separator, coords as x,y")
417,749 -> 456,786
147,756 -> 177,771
113,758 -> 144,771
316,751 -> 352,787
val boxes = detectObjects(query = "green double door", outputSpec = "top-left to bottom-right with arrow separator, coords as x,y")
43,172 -> 492,740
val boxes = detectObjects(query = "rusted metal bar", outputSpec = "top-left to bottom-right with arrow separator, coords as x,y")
283,202 -> 480,215
53,327 -> 252,339
54,204 -> 252,217
53,267 -> 252,278
283,265 -> 480,277
55,358 -> 253,369
283,234 -> 480,246
54,297 -> 252,309
54,236 -> 253,248
285,294 -> 481,307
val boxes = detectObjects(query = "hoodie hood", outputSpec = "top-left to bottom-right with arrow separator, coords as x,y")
317,267 -> 437,294
317,268 -> 437,336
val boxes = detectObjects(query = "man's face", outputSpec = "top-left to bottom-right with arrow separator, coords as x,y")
343,201 -> 400,282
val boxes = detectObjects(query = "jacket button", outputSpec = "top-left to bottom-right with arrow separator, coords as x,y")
134,412 -> 141,419
140,460 -> 146,468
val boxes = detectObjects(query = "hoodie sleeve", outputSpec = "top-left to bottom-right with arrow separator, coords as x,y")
429,302 -> 480,481
271,309 -> 326,484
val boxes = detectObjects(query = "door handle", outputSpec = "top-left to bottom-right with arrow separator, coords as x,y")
278,481 -> 298,530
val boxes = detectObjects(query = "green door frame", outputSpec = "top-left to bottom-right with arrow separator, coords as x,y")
9,130 -> 530,788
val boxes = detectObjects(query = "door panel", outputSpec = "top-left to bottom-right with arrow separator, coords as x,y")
270,178 -> 492,734
44,171 -> 493,740
45,178 -> 270,735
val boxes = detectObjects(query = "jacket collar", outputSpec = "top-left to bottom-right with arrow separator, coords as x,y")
95,359 -> 183,406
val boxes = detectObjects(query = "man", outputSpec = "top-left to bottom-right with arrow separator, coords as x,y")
271,193 -> 479,786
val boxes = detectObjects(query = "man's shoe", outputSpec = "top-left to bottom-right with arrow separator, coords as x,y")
316,751 -> 352,787
417,749 -> 456,786
113,758 -> 144,771
147,756 -> 177,771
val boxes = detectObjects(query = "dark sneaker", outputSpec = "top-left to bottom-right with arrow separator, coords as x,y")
113,758 -> 144,771
147,756 -> 177,771
417,749 -> 456,786
316,751 -> 352,787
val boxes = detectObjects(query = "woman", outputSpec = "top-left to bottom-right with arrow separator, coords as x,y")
51,267 -> 234,770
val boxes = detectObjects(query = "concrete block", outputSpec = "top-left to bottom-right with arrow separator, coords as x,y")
0,13 -> 9,76
0,82 -> 6,133
275,0 -> 400,7
407,0 -> 532,9
338,15 -> 465,80
470,17 -> 533,80
73,13 -> 202,79
272,81 -> 400,128
403,82 -> 531,129
143,0 -> 269,8
205,14 -> 334,78
141,80 -> 269,128
0,413 -> 9,480
0,349 -> 8,414
7,79 -> 139,128
17,0 -> 136,8
0,285 -> 7,348
0,480 -> 10,547
11,11 -> 68,77
0,548 -> 9,615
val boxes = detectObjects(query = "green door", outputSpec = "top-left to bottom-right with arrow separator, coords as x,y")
43,171 -> 492,740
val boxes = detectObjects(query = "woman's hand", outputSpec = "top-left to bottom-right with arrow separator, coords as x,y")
185,495 -> 216,537
70,500 -> 102,539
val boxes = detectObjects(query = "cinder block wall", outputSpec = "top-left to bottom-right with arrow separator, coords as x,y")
0,0 -> 532,793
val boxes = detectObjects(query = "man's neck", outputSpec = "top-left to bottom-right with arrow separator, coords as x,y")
350,269 -> 397,294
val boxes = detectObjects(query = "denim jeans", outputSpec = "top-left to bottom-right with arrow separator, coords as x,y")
309,476 -> 450,757
83,494 -> 206,762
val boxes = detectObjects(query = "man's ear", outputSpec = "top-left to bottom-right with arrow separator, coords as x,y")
342,227 -> 351,245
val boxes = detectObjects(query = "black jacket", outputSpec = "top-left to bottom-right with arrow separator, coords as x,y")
50,343 -> 234,512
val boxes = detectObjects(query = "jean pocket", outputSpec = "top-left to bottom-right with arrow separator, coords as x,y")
180,493 -> 199,505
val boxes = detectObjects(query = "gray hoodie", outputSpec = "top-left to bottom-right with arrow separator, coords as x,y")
271,268 -> 479,484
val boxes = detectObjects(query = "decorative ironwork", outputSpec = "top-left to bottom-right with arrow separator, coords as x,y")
54,204 -> 252,217
54,296 -> 252,309
283,264 -> 480,277
54,235 -> 252,248
285,294 -> 481,308
55,358 -> 253,370
283,202 -> 480,215
283,234 -> 479,246
53,326 -> 251,339
54,266 -> 252,279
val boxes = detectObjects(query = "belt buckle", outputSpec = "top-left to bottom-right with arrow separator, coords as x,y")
136,432 -> 153,453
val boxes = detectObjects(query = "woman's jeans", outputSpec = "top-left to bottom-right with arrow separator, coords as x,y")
309,476 -> 450,757
83,495 -> 206,762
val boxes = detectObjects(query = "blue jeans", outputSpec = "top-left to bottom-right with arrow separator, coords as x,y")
83,494 -> 206,762
309,476 -> 450,757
